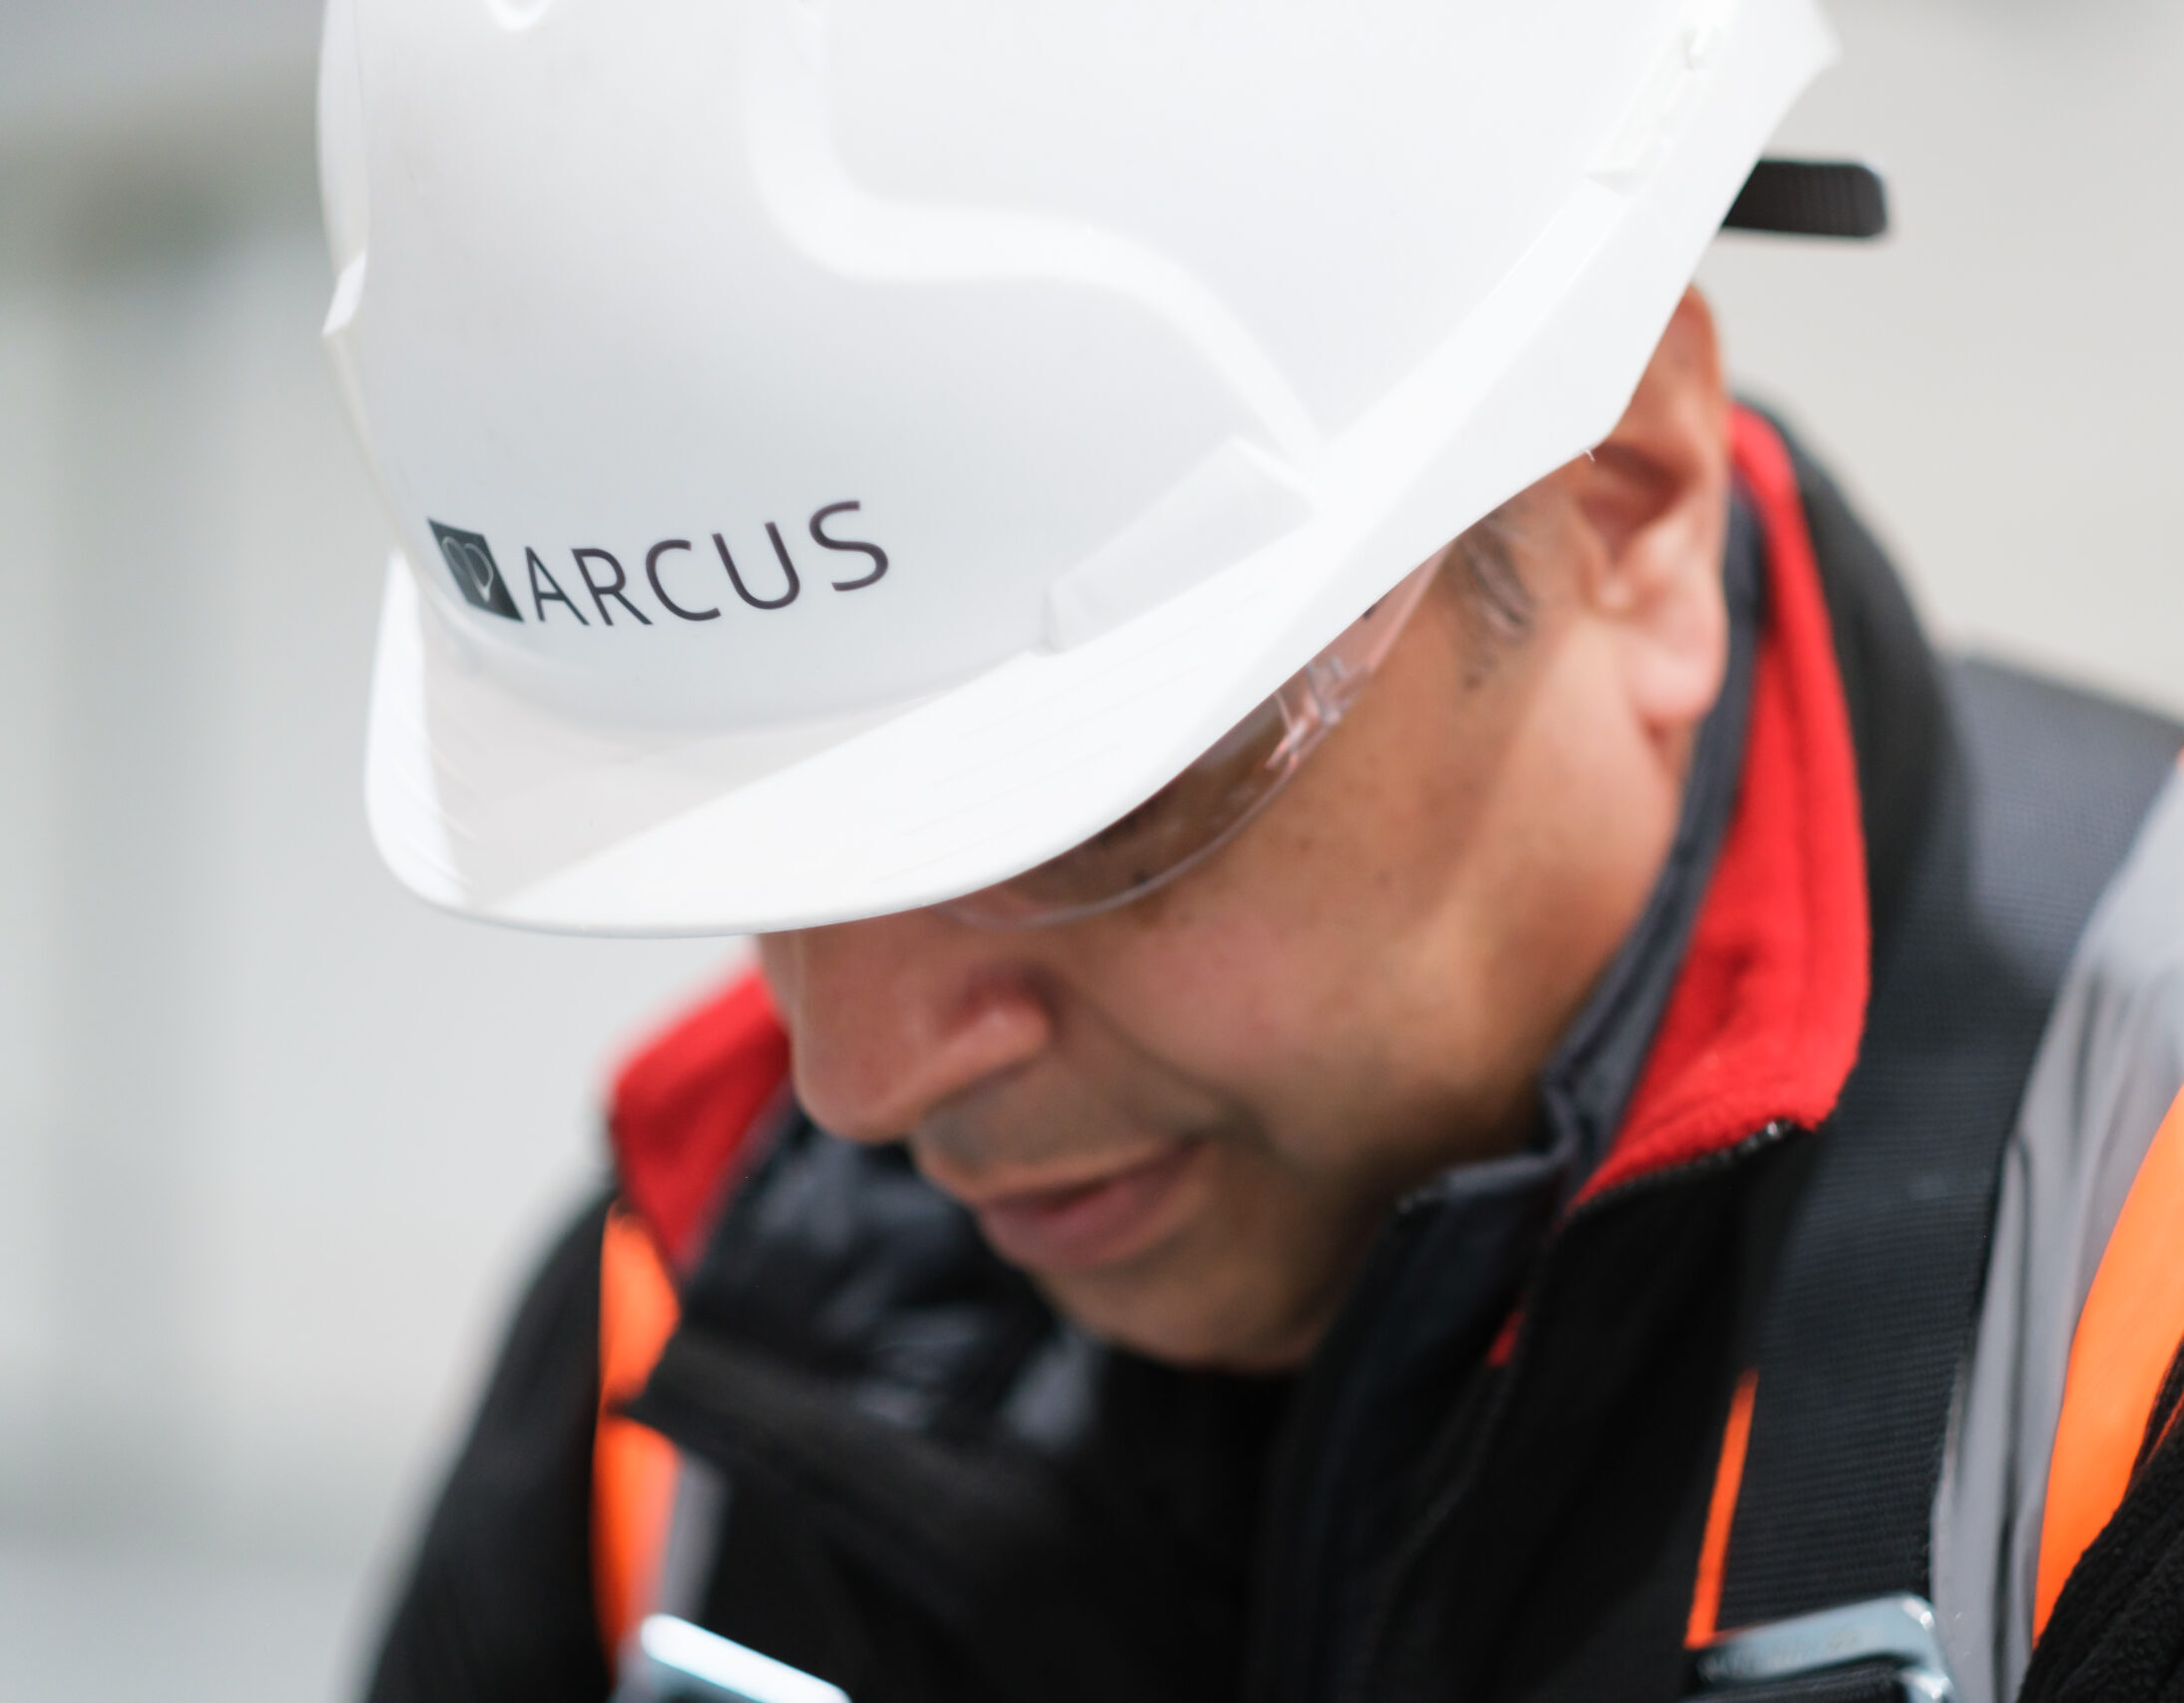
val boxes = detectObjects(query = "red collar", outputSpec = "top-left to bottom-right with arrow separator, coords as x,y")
609,407 -> 1872,1263
1577,408 -> 1869,1203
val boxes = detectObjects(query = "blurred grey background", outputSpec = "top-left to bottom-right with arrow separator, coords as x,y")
0,1 -> 2178,1698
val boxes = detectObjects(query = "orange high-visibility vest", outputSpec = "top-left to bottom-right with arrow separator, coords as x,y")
591,972 -> 791,1666
1683,1084 -> 2184,1653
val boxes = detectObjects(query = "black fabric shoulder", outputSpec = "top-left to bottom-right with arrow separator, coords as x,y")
1948,660 -> 2184,993
2016,1371 -> 2184,1703
362,1193 -> 614,1703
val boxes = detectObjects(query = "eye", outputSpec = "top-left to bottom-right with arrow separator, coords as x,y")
941,556 -> 1444,928
978,694 -> 1298,917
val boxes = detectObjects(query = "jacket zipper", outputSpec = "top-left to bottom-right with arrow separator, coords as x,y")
1246,1204 -> 1439,1703
1336,1119 -> 1797,1703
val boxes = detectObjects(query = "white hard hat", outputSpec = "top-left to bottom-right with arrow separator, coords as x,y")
321,0 -> 1836,935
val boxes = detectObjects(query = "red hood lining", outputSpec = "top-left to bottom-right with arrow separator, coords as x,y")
609,970 -> 788,1272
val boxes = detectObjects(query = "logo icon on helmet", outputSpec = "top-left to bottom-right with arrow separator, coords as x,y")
429,521 -> 523,622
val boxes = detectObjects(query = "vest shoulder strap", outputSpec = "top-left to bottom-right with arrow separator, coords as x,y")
1703,661 -> 2183,1647
593,969 -> 793,1667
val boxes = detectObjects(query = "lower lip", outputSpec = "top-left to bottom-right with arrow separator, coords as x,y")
972,1145 -> 1203,1274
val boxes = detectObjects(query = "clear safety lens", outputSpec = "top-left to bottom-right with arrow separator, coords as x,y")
942,559 -> 1441,928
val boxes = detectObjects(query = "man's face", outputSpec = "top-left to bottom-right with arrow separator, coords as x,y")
761,510 -> 1671,1369
761,295 -> 1729,1371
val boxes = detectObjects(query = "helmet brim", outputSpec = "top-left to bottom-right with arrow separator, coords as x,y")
364,512 -> 1365,934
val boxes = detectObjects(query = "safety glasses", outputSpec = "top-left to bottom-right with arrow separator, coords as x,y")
941,557 -> 1442,928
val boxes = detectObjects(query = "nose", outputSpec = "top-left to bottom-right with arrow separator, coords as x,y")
758,910 -> 1055,1143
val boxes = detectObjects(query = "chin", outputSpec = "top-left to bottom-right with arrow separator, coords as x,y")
1041,1271 -> 1329,1374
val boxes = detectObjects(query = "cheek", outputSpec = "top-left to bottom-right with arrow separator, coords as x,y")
1070,733 -> 1513,1164
1071,899 -> 1416,1184
1090,907 -> 1343,1093
1082,966 -> 1291,1149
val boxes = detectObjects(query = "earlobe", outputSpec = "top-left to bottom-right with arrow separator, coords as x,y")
1570,288 -> 1733,745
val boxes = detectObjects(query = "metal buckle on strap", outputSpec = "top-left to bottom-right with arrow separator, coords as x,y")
614,1614 -> 850,1703
1685,1595 -> 1957,1700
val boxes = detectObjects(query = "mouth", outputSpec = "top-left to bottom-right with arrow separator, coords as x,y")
958,1142 -> 1206,1275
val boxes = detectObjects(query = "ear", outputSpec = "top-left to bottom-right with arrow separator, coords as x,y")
1562,287 -> 1733,751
